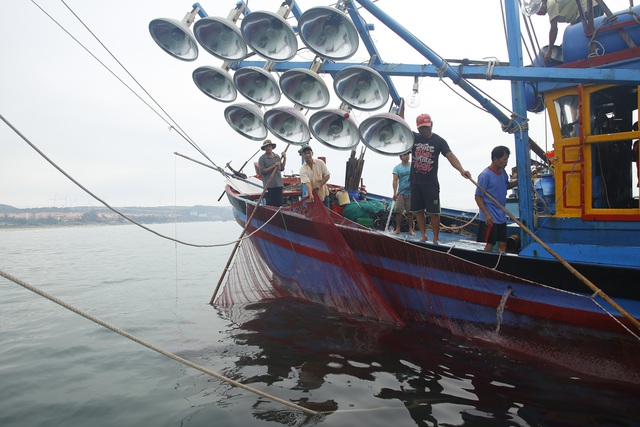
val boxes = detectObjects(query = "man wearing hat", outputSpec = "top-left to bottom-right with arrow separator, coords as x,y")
258,139 -> 287,207
410,113 -> 471,243
299,145 -> 331,206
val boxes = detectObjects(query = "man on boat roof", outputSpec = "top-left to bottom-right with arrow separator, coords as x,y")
536,0 -> 603,63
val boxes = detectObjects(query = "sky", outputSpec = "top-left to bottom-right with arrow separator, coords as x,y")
1,0 -> 633,209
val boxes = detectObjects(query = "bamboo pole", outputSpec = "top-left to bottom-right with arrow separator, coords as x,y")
237,148 -> 263,173
210,145 -> 290,304
174,151 -> 222,172
470,177 -> 640,332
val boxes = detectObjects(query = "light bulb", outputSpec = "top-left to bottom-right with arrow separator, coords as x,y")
329,118 -> 344,135
254,76 -> 267,89
241,114 -> 255,128
282,118 -> 296,133
171,29 -> 185,42
323,19 -> 339,38
379,124 -> 394,142
407,91 -> 421,108
407,76 -> 421,108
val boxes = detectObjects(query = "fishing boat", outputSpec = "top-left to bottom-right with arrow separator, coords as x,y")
150,0 -> 640,383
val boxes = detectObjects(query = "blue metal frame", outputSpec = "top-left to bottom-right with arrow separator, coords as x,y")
223,0 -> 640,249
504,0 -> 534,245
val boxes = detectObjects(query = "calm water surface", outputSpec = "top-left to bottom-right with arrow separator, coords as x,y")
1,222 -> 639,426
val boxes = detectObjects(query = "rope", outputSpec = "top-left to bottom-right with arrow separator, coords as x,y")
484,57 -> 499,80
32,0 -> 216,169
501,113 -> 530,136
0,269 -> 319,416
435,61 -> 449,80
492,251 -> 505,270
439,212 -> 479,232
588,10 -> 640,57
384,200 -> 395,232
0,114 -> 235,249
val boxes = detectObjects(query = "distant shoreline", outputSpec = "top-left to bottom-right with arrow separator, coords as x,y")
0,204 -> 234,229
0,219 -> 233,232
0,219 -> 234,231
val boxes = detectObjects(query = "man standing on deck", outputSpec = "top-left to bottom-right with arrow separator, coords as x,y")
475,145 -> 518,252
392,152 -> 414,235
409,113 -> 471,243
299,145 -> 331,206
258,139 -> 286,207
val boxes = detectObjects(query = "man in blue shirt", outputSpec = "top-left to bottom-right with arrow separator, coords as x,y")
392,152 -> 414,235
475,145 -> 518,252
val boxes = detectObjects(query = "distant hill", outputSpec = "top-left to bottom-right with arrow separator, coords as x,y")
0,204 -> 22,213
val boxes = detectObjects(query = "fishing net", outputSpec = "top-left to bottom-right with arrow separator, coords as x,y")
216,193 -> 403,325
215,238 -> 288,308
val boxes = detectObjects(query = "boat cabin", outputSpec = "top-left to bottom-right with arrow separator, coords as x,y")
534,3 -> 640,222
545,83 -> 640,220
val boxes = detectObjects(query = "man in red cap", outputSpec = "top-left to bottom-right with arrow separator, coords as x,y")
409,113 -> 471,243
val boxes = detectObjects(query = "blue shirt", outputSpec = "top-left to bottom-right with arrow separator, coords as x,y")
475,166 -> 509,224
393,163 -> 411,195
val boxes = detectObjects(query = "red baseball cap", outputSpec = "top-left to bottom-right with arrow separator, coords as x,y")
416,113 -> 432,128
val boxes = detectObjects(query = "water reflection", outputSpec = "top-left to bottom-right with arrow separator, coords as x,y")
209,298 -> 640,426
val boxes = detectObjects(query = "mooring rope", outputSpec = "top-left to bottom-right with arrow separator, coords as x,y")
0,269 -> 319,416
32,0 -> 216,169
0,113 -> 256,249
439,212 -> 479,234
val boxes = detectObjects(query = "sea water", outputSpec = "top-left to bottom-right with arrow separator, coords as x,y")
1,221 -> 639,426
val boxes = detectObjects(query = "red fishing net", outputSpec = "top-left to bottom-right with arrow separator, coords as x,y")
215,193 -> 403,325
215,236 -> 287,308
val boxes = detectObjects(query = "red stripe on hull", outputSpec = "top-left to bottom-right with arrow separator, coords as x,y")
243,209 -> 631,334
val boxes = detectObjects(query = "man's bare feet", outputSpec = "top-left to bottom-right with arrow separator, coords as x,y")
409,229 -> 416,236
419,236 -> 428,242
392,229 -> 400,235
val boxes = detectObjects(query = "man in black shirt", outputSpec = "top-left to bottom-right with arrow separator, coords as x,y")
410,113 -> 471,243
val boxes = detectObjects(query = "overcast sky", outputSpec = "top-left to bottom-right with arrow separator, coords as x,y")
1,0 -> 632,209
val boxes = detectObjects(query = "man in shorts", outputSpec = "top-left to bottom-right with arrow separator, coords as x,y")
392,152 -> 414,235
475,145 -> 518,252
410,113 -> 471,243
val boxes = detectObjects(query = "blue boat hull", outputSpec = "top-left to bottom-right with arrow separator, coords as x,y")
227,188 -> 640,382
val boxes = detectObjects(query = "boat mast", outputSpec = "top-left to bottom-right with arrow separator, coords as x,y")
504,0 -> 534,246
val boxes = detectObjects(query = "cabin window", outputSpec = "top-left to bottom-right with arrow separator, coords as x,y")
588,86 -> 637,209
554,95 -> 579,138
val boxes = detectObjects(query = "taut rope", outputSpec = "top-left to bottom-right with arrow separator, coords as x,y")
0,269 -> 319,416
